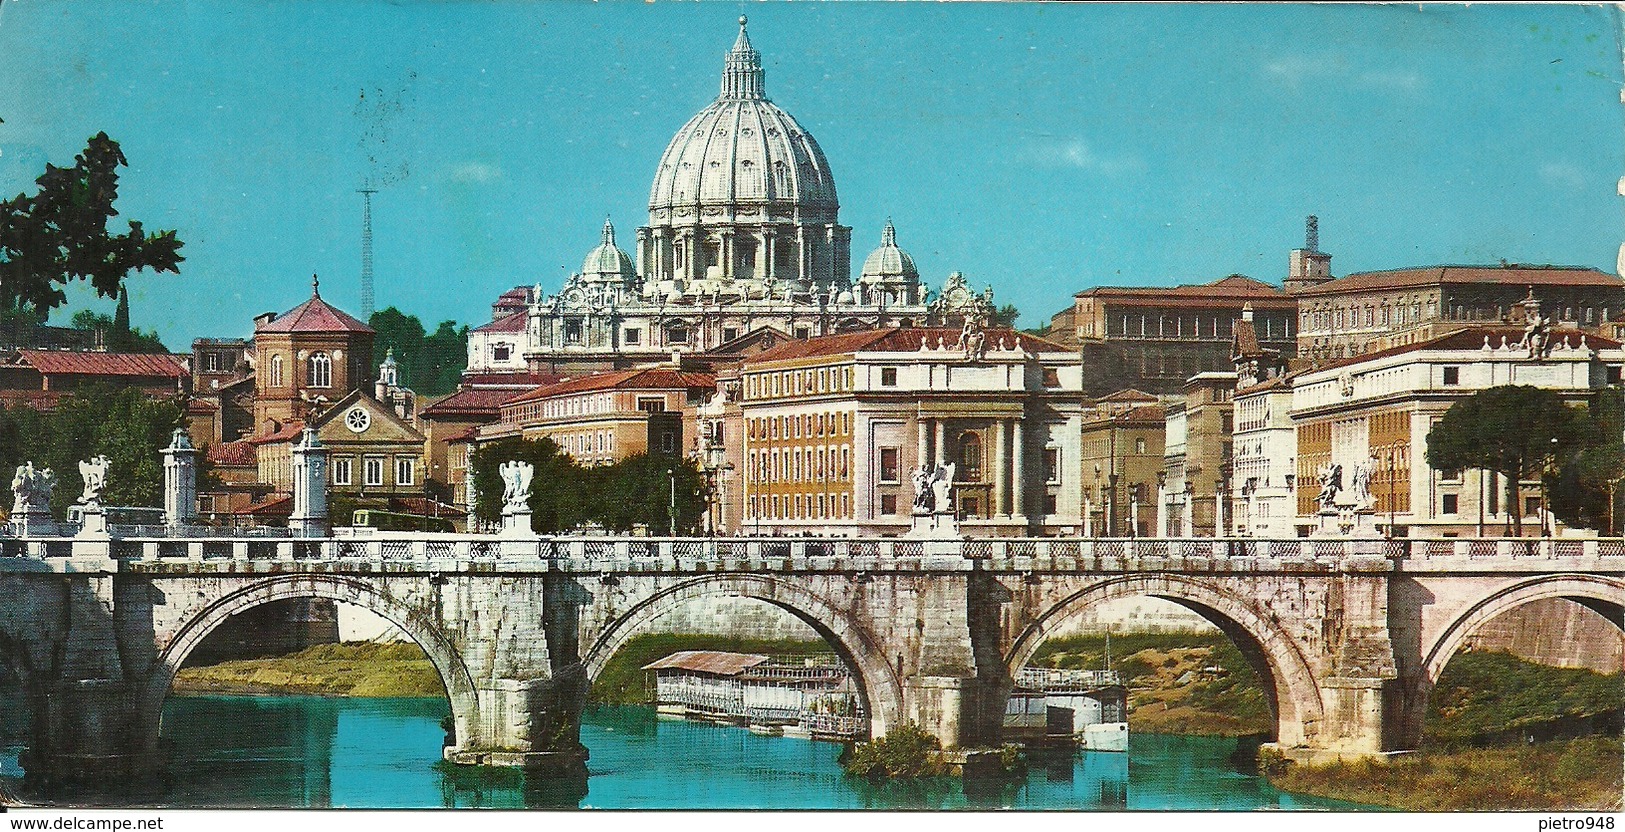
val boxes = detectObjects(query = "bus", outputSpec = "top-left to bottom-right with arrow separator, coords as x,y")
350,509 -> 455,533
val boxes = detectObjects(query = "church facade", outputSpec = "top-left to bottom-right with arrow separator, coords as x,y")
466,18 -> 995,377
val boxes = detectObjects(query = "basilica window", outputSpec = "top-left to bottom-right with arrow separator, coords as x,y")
308,352 -> 332,388
564,322 -> 583,345
395,457 -> 416,487
331,457 -> 352,487
666,323 -> 689,345
959,432 -> 983,483
624,327 -> 641,345
722,327 -> 738,343
270,354 -> 284,388
363,456 -> 385,487
492,343 -> 512,362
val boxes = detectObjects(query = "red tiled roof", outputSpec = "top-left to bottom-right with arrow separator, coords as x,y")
1232,318 -> 1264,358
232,494 -> 292,516
389,496 -> 459,516
445,426 -> 480,443
1074,275 -> 1294,304
1097,388 -> 1158,403
496,286 -> 530,302
471,311 -> 528,334
505,367 -> 716,405
420,386 -> 531,419
641,650 -> 770,676
17,350 -> 187,379
1294,265 -> 1622,297
1310,326 -> 1622,375
743,327 -> 1068,365
187,398 -> 218,414
1119,404 -> 1167,423
255,289 -> 373,334
207,441 -> 258,466
247,421 -> 304,445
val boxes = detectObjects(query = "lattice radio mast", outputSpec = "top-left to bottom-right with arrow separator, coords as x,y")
358,187 -> 378,319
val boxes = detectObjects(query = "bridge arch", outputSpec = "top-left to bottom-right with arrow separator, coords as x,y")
581,573 -> 905,738
139,575 -> 480,752
1005,574 -> 1326,747
1422,573 -> 1625,686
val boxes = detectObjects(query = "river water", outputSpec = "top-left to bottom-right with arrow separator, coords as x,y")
6,695 -> 1367,810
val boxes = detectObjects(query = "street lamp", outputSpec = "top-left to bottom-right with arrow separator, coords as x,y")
667,467 -> 677,537
1385,443 -> 1399,539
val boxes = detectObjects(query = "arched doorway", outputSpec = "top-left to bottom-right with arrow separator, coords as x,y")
1007,575 -> 1325,748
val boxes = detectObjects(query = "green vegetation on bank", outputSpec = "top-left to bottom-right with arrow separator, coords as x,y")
173,642 -> 445,698
840,722 -> 950,779
1269,650 -> 1624,811
1032,630 -> 1273,736
1270,737 -> 1623,811
590,632 -> 835,704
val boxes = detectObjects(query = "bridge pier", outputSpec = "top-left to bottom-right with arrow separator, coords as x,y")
444,667 -> 588,777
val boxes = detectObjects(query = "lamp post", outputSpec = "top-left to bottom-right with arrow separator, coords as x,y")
1385,443 -> 1399,539
1107,472 -> 1120,537
667,467 -> 677,537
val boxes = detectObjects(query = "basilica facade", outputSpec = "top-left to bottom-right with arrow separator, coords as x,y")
466,18 -> 994,376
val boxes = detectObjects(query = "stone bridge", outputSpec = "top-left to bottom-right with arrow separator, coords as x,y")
0,532 -> 1620,786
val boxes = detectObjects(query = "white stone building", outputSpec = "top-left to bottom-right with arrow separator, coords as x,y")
466,19 -> 995,377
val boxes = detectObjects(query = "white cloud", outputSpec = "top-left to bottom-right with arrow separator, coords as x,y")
449,161 -> 502,183
1026,138 -> 1143,176
1266,55 -> 1422,92
1540,162 -> 1588,190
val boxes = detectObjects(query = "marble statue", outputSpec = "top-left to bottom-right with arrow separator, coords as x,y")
77,455 -> 110,506
1523,307 -> 1551,359
499,460 -> 534,513
9,462 -> 54,516
930,462 -> 957,513
1348,458 -> 1376,511
911,464 -> 935,513
1316,463 -> 1343,511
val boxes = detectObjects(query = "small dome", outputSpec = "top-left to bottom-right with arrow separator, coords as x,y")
859,220 -> 919,285
837,289 -> 855,305
581,219 -> 636,284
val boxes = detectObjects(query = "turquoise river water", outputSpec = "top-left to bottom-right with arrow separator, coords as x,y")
6,695 -> 1370,810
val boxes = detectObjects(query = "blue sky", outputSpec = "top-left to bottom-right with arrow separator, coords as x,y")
0,2 -> 1621,348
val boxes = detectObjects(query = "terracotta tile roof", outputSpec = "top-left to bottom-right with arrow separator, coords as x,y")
1074,275 -> 1294,306
743,327 -> 1068,365
207,441 -> 258,466
255,290 -> 373,334
641,650 -> 770,676
186,398 -> 218,414
1231,318 -> 1264,358
496,286 -> 531,303
1097,388 -> 1158,403
247,421 -> 304,445
471,311 -> 528,334
231,494 -> 292,516
505,367 -> 716,406
388,496 -> 459,516
1119,404 -> 1167,423
445,426 -> 480,443
1310,326 -> 1622,375
17,350 -> 188,378
420,386 -> 533,419
1294,265 -> 1622,297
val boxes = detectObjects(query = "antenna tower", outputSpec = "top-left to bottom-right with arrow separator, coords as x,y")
358,187 -> 378,319
1305,215 -> 1320,254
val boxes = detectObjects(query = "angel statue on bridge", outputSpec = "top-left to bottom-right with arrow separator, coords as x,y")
911,464 -> 935,514
9,462 -> 54,516
1315,463 -> 1343,511
78,455 -> 110,507
499,460 -> 534,513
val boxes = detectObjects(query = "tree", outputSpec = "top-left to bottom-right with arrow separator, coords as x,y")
991,304 -> 1020,328
1546,388 -> 1625,533
69,307 -> 167,353
0,386 -> 184,518
368,307 -> 468,396
0,132 -> 183,317
594,453 -> 705,535
1425,385 -> 1587,535
467,437 -> 589,533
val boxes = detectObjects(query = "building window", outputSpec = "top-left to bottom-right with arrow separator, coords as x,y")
880,367 -> 898,387
205,352 -> 222,372
1609,365 -> 1623,386
959,432 -> 983,482
722,327 -> 738,342
1134,437 -> 1147,455
363,456 -> 385,487
624,327 -> 642,345
637,397 -> 666,413
661,432 -> 676,453
1042,367 -> 1060,388
880,493 -> 898,515
666,324 -> 689,344
307,352 -> 332,388
332,457 -> 352,486
395,457 -> 415,487
1441,493 -> 1458,515
879,447 -> 901,483
1044,447 -> 1061,483
269,354 -> 284,387
795,326 -> 810,340
492,343 -> 512,362
1044,493 -> 1058,515
1442,366 -> 1460,386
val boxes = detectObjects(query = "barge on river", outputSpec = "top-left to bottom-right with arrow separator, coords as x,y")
643,650 -> 867,740
1003,667 -> 1129,752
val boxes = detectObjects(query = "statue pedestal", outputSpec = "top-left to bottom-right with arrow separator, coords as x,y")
8,510 -> 57,538
1311,506 -> 1379,538
500,507 -> 534,538
76,504 -> 109,539
906,510 -> 960,539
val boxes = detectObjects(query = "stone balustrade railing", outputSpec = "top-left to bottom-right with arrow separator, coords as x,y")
1,531 -> 1620,569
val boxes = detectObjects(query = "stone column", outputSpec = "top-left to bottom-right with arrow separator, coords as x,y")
1082,494 -> 1094,537
1181,488 -> 1194,537
765,231 -> 776,281
289,428 -> 329,536
916,418 -> 930,470
993,420 -> 1009,517
161,428 -> 198,527
1156,482 -> 1169,539
934,420 -> 947,465
1214,481 -> 1226,538
1011,419 -> 1025,524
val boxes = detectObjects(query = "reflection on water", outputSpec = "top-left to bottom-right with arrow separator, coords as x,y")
3,696 -> 1366,810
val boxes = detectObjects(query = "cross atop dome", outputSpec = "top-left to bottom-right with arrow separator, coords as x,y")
721,15 -> 766,101
601,216 -> 616,246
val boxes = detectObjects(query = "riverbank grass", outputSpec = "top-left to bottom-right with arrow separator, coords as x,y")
173,642 -> 445,697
